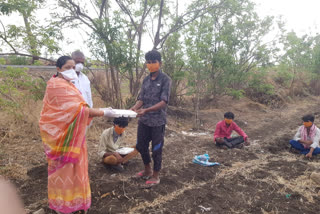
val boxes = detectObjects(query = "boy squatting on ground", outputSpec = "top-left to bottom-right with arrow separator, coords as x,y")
290,114 -> 320,158
214,112 -> 250,149
98,117 -> 138,171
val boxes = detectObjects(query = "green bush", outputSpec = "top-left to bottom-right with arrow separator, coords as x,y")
33,60 -> 43,66
0,67 -> 45,118
8,55 -> 29,65
124,96 -> 136,109
0,58 -> 6,65
227,88 -> 245,100
274,64 -> 294,87
247,72 -> 274,95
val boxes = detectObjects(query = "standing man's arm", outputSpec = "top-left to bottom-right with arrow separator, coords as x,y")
131,79 -> 145,111
131,100 -> 144,111
136,101 -> 166,117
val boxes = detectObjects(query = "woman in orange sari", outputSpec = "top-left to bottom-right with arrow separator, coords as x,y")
39,56 -> 115,214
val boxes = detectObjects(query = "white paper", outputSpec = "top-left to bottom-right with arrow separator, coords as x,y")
115,147 -> 135,155
112,109 -> 137,118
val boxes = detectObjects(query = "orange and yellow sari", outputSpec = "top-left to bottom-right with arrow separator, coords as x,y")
39,77 -> 92,213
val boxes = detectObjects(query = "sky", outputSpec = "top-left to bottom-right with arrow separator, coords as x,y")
254,0 -> 320,35
1,0 -> 320,59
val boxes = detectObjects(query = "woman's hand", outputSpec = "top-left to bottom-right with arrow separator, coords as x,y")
100,107 -> 117,117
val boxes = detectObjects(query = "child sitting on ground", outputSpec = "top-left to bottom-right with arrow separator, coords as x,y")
289,114 -> 320,158
98,117 -> 138,171
214,112 -> 250,149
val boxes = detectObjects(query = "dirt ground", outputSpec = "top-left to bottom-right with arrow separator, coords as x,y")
1,95 -> 320,214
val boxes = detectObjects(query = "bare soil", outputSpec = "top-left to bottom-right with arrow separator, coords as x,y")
1,96 -> 320,214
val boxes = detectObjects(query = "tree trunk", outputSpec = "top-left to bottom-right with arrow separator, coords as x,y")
110,65 -> 120,108
22,12 -> 39,64
104,63 -> 113,104
153,0 -> 165,49
289,69 -> 296,96
195,70 -> 201,130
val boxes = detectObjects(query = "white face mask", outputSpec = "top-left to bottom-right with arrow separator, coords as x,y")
75,63 -> 84,72
60,69 -> 78,81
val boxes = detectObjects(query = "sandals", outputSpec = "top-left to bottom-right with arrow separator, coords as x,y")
135,170 -> 152,180
141,178 -> 160,189
146,179 -> 160,186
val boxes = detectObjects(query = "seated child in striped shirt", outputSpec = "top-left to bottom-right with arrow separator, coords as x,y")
290,114 -> 320,158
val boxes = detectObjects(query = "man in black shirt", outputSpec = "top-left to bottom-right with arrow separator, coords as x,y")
131,50 -> 171,187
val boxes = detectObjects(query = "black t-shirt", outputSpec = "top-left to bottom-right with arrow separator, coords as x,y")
137,71 -> 171,127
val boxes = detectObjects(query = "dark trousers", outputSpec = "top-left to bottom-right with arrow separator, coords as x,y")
136,121 -> 165,171
216,136 -> 244,148
289,140 -> 320,155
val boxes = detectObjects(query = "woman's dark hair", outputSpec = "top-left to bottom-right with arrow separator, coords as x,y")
302,114 -> 315,122
113,117 -> 129,128
56,56 -> 73,69
224,112 -> 235,119
145,50 -> 161,62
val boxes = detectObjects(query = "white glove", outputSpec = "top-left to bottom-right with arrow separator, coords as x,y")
100,107 -> 117,117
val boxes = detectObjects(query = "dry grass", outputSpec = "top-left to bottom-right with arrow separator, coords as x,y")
1,78 -> 320,213
275,175 -> 317,203
127,155 -> 273,213
261,208 -> 280,214
0,163 -> 28,180
127,179 -> 208,213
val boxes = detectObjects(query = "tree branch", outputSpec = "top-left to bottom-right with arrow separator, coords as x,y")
62,0 -> 113,43
99,0 -> 107,19
153,0 -> 164,48
115,0 -> 138,31
0,53 -> 55,63
66,0 -> 99,30
0,90 -> 17,103
0,35 -> 17,53
133,0 -> 152,39
156,1 -> 226,49
0,20 -> 6,38
0,20 -> 17,53
89,0 -> 99,17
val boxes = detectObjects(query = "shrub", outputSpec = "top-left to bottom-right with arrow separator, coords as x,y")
124,96 -> 136,109
33,60 -> 43,66
226,88 -> 245,100
8,55 -> 29,65
245,71 -> 280,107
273,64 -> 294,87
247,72 -> 274,96
0,67 -> 46,118
0,58 -> 6,65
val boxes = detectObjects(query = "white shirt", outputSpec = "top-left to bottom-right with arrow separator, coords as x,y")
98,127 -> 126,158
293,125 -> 320,149
71,72 -> 93,108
